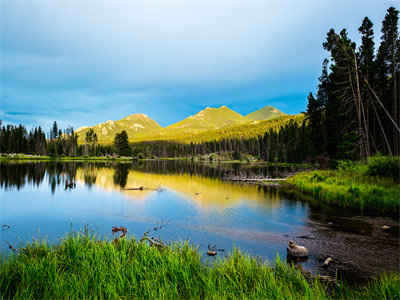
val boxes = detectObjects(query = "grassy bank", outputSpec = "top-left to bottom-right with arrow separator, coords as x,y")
286,156 -> 400,217
0,234 -> 399,299
0,154 -> 312,167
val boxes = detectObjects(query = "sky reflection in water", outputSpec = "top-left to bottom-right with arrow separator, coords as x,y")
0,162 -> 309,262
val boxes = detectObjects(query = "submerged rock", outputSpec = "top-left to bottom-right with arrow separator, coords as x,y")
287,240 -> 309,258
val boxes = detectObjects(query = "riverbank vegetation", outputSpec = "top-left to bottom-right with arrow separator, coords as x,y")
1,233 -> 399,299
286,156 -> 400,217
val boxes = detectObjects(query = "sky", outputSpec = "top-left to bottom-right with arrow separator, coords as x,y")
1,0 -> 399,130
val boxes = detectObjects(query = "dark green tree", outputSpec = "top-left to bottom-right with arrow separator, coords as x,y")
114,130 -> 131,156
376,7 -> 399,155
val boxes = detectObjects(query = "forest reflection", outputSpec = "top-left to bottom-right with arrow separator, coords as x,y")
0,161 -> 299,208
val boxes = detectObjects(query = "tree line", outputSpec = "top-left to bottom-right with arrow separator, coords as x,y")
306,7 -> 399,160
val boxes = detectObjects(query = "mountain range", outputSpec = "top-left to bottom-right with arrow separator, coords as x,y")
76,105 -> 293,144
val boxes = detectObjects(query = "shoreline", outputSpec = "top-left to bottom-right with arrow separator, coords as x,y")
0,154 -> 312,167
0,233 -> 399,298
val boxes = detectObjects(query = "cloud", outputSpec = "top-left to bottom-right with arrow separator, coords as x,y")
1,0 -> 398,128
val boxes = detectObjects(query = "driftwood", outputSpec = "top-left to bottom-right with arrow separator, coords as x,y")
296,264 -> 337,285
112,226 -> 127,242
6,241 -> 17,252
227,178 -> 288,182
124,186 -> 144,191
207,244 -> 224,256
124,186 -> 166,192
207,244 -> 217,256
140,235 -> 166,249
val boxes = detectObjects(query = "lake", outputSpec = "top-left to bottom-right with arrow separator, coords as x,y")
1,161 -> 398,281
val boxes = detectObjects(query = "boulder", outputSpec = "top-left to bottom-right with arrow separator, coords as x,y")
287,240 -> 309,258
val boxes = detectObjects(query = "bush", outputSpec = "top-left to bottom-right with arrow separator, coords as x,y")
367,156 -> 400,181
337,160 -> 356,171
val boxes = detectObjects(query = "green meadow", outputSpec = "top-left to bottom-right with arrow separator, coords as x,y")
285,156 -> 400,217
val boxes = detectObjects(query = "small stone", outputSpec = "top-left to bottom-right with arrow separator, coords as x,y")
323,257 -> 333,267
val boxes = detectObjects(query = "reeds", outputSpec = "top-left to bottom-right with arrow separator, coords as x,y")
0,233 -> 399,299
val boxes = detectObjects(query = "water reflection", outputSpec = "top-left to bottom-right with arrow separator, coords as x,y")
74,166 -> 282,209
113,164 -> 129,188
1,161 -> 397,281
0,161 -> 308,266
0,161 -> 298,207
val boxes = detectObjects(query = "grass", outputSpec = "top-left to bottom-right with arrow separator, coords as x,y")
0,154 -> 312,168
286,156 -> 400,217
0,233 -> 399,299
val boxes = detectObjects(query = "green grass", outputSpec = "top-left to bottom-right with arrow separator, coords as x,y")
1,233 -> 399,299
286,157 -> 400,217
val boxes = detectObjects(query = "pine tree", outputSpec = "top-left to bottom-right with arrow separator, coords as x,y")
51,121 -> 58,140
376,7 -> 399,155
114,131 -> 131,156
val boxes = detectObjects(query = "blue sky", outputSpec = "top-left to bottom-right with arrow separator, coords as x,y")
1,0 -> 398,129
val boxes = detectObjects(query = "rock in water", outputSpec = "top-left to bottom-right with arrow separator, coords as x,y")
287,240 -> 309,258
323,257 -> 333,267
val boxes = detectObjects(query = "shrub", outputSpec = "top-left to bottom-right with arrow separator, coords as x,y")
311,173 -> 326,182
337,160 -> 356,171
367,156 -> 400,181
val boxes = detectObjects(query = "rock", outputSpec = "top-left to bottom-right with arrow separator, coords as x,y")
287,240 -> 309,258
207,244 -> 218,256
382,225 -> 390,230
323,257 -> 333,267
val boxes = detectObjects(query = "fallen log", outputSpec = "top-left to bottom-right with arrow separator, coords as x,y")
228,178 -> 287,182
124,186 -> 144,191
112,226 -> 127,242
140,235 -> 166,249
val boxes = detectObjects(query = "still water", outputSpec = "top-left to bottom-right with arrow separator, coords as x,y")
1,161 -> 398,278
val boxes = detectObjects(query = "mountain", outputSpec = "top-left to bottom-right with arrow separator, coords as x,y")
76,114 -> 161,144
75,105 -> 292,145
185,114 -> 304,143
246,105 -> 286,121
129,114 -> 304,144
167,106 -> 249,132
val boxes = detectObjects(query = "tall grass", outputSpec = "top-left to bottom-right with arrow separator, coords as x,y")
286,156 -> 400,216
0,233 -> 399,299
